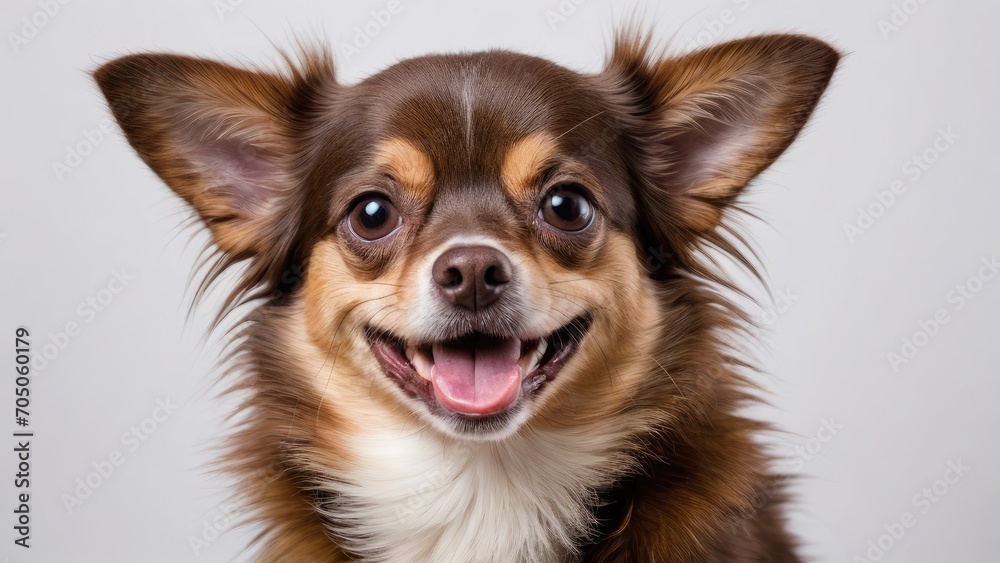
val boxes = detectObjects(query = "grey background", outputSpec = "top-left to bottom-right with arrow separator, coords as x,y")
2,0 -> 997,561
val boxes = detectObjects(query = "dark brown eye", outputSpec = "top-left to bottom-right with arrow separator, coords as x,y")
348,196 -> 401,241
539,184 -> 594,232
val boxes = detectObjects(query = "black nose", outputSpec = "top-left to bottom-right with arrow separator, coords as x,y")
432,245 -> 513,311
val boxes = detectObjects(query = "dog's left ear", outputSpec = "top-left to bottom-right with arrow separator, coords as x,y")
603,34 -> 839,258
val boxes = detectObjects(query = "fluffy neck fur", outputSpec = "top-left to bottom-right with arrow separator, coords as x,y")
319,421 -> 629,562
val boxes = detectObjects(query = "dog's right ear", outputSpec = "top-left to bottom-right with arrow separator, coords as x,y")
94,53 -> 333,258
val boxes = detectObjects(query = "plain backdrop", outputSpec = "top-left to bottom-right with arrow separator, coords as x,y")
1,0 -> 998,561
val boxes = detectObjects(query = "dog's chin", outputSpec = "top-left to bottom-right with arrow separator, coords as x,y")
365,314 -> 592,440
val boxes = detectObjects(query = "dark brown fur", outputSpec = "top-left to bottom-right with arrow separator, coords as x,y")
95,28 -> 838,562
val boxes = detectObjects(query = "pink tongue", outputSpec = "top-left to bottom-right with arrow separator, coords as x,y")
431,337 -> 522,415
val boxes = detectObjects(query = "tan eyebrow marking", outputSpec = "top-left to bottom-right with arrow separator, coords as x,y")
501,132 -> 559,201
373,137 -> 435,200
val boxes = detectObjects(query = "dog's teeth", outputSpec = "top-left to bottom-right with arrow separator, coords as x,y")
518,339 -> 548,378
535,338 -> 548,359
411,348 -> 433,381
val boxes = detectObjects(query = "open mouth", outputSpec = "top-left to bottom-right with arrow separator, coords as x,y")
365,315 -> 592,420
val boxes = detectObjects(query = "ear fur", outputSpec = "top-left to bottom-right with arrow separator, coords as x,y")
603,32 -> 839,273
94,52 -> 333,258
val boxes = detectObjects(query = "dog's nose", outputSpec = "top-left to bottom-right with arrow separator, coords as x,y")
432,245 -> 512,311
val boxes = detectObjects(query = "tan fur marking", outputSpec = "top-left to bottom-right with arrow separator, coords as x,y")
302,240 -> 416,430
374,137 -> 436,200
501,132 -> 559,201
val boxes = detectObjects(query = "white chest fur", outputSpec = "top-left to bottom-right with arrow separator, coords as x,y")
316,424 -> 625,563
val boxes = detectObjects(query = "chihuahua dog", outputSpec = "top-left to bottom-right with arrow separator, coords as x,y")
96,27 -> 837,562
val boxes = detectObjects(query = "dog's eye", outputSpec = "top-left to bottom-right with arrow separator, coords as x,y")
348,196 -> 401,241
539,184 -> 594,232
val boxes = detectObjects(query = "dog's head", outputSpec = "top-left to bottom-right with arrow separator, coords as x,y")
96,33 -> 837,440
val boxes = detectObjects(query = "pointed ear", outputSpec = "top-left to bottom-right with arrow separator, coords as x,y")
94,53 -> 329,257
604,33 -> 839,248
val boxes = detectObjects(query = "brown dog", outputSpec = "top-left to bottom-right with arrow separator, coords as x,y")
95,28 -> 837,562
